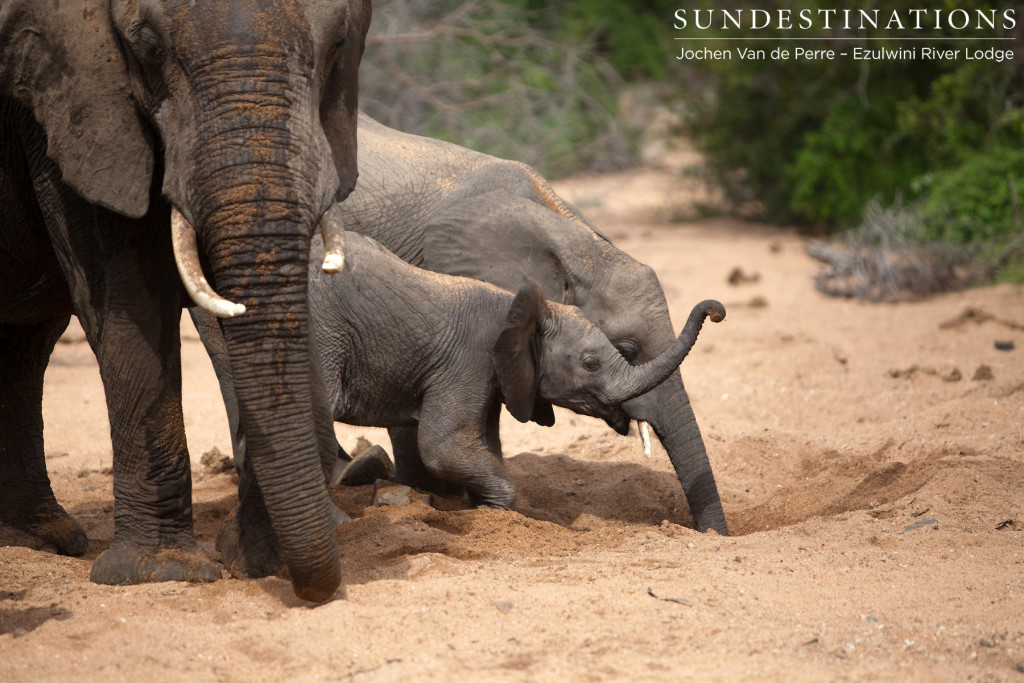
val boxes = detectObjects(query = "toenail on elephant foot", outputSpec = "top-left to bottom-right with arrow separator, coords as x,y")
330,502 -> 352,525
0,503 -> 89,557
90,541 -> 222,585
215,514 -> 287,579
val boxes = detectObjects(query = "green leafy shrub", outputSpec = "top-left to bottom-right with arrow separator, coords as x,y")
918,148 -> 1024,244
688,1 -> 1023,233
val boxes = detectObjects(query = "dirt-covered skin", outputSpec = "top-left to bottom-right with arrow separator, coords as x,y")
2,165 -> 1022,680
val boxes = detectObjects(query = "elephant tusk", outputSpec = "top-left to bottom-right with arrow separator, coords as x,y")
319,203 -> 347,273
639,420 -> 653,459
170,208 -> 246,318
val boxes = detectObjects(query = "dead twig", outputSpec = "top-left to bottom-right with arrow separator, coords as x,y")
809,199 -> 978,302
647,587 -> 694,606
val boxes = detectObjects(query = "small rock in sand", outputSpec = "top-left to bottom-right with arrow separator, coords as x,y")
372,481 -> 431,507
972,365 -> 994,381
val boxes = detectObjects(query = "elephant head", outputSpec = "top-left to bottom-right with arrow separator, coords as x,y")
492,279 -> 725,436
0,0 -> 371,601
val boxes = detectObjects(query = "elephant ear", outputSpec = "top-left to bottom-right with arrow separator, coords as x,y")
0,0 -> 153,218
321,0 -> 372,203
492,278 -> 552,424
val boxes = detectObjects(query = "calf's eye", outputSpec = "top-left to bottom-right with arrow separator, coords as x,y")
582,356 -> 601,373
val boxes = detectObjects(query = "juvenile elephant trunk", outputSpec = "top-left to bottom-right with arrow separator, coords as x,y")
604,300 -> 725,404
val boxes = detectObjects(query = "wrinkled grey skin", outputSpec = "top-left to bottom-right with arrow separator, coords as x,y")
0,0 -> 371,602
336,114 -> 729,534
195,233 -> 723,508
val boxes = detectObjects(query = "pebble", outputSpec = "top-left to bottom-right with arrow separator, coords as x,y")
372,482 -> 430,507
972,365 -> 994,381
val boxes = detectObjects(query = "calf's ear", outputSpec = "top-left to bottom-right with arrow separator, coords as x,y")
492,278 -> 550,423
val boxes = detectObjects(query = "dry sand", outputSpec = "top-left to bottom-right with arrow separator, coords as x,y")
2,165 -> 1022,681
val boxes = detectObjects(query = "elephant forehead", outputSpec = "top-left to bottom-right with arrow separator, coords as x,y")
548,301 -> 589,325
157,0 -> 312,58
546,306 -> 607,349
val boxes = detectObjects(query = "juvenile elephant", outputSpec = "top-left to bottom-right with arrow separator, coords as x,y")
197,233 -> 724,507
334,114 -> 731,534
0,0 -> 370,602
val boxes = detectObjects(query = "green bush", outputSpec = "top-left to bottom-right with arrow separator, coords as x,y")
919,148 -> 1024,244
788,94 -> 931,227
688,1 -> 1023,234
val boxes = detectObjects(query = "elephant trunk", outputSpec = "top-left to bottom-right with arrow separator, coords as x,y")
603,300 -> 725,404
184,66 -> 341,602
204,204 -> 341,602
637,375 -> 729,534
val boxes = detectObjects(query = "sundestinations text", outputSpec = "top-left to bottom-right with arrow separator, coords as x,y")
672,8 -> 1016,32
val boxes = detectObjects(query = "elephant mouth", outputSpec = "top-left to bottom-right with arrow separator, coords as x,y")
603,408 -> 631,436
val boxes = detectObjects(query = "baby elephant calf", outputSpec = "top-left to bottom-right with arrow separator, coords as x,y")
313,233 -> 724,508
200,234 -> 724,509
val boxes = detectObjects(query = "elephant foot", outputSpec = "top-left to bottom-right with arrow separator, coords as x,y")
336,445 -> 394,487
215,502 -> 349,580
330,502 -> 352,525
467,480 -> 516,511
90,541 -> 222,585
472,501 -> 513,511
0,496 -> 88,556
215,511 -> 287,579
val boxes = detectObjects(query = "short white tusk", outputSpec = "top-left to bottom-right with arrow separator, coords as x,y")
639,421 -> 653,459
319,203 -> 347,273
170,208 -> 246,318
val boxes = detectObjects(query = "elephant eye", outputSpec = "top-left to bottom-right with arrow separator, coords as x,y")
136,24 -> 164,63
614,342 -> 639,364
582,356 -> 602,373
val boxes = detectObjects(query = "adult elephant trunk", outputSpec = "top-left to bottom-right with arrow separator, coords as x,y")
168,58 -> 346,602
173,209 -> 340,601
636,374 -> 729,535
603,301 -> 725,404
214,241 -> 340,602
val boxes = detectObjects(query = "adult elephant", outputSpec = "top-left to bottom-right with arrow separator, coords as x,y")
343,114 -> 729,535
0,0 -> 371,601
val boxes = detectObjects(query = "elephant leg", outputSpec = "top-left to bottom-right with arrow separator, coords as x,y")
215,320 -> 349,579
389,425 -> 454,498
81,277 -> 219,584
83,276 -> 219,584
190,308 -> 247,470
0,317 -> 88,555
24,147 -> 219,584
215,458 -> 286,579
416,401 -> 515,509
193,307 -> 285,578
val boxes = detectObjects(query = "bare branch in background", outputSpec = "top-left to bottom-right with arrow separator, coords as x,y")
808,199 -> 979,302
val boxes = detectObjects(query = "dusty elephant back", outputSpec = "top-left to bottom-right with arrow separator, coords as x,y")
348,114 -> 583,252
